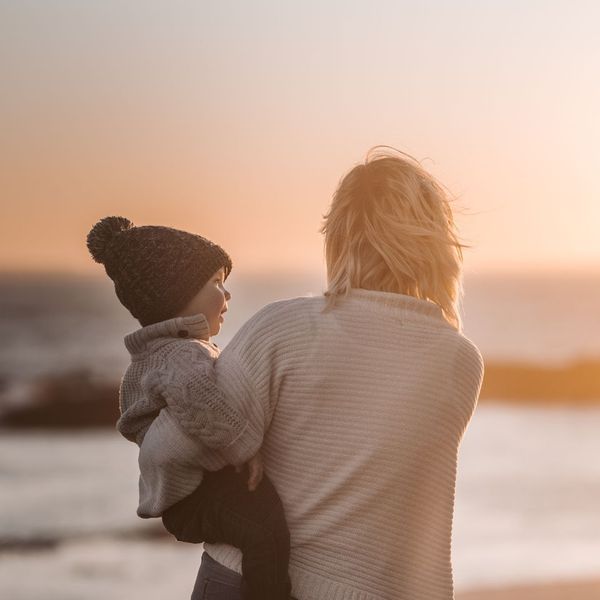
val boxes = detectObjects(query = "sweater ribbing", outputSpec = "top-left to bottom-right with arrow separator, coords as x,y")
202,290 -> 484,600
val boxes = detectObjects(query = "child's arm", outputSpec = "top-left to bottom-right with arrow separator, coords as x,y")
154,341 -> 262,464
146,301 -> 292,473
137,402 -> 263,495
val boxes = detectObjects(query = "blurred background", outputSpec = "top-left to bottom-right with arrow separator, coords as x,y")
1,2 -> 600,599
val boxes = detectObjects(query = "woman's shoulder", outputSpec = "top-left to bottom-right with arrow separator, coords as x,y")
451,331 -> 485,388
226,295 -> 323,351
247,295 -> 324,326
455,331 -> 483,363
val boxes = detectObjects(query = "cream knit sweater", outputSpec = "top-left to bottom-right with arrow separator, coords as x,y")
193,289 -> 484,600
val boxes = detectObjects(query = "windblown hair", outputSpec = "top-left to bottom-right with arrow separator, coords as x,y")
321,147 -> 467,330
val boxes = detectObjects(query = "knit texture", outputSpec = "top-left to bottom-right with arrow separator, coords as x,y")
190,289 -> 484,600
87,216 -> 232,326
117,313 -> 261,517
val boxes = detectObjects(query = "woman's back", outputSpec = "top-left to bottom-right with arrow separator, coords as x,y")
204,289 -> 483,600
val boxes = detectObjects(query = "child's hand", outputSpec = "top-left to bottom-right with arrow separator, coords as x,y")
236,452 -> 264,492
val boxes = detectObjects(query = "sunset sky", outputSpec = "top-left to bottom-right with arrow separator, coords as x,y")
2,1 -> 600,275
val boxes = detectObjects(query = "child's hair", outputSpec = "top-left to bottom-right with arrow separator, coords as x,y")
320,146 -> 467,330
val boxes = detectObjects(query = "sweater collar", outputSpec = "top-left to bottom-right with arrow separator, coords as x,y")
124,313 -> 211,355
346,288 -> 448,324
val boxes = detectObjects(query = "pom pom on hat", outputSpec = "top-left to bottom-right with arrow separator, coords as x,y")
87,216 -> 134,264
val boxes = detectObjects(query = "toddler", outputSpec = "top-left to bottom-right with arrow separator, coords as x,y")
87,216 -> 291,600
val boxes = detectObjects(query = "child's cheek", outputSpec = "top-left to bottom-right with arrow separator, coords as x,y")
206,289 -> 225,317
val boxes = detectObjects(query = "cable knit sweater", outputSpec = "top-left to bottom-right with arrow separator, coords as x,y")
118,314 -> 261,517
138,289 -> 484,600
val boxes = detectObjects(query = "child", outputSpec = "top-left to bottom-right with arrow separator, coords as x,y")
87,216 -> 292,600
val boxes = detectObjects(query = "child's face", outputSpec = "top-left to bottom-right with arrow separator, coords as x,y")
177,267 -> 230,339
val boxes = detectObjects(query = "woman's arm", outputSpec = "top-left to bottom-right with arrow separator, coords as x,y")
193,300 -> 289,470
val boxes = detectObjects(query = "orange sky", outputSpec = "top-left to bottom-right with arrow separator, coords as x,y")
2,2 -> 600,276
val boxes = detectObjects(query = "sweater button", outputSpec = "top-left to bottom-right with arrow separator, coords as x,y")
177,330 -> 189,338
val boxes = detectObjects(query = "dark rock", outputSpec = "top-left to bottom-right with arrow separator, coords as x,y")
0,370 -> 120,429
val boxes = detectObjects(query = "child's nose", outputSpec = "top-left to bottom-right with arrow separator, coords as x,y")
224,289 -> 231,301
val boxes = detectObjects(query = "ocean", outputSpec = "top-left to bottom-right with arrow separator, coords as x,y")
1,406 -> 600,599
1,271 -> 599,598
2,270 -> 600,389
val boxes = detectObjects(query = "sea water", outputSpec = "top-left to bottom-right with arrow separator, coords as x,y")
2,270 -> 600,390
1,406 -> 600,598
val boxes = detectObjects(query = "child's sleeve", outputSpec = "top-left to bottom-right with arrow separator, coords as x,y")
117,367 -> 165,446
155,343 -> 262,465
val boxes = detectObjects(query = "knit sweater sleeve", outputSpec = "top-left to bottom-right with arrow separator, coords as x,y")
117,369 -> 164,446
154,342 -> 262,458
194,302 -> 289,470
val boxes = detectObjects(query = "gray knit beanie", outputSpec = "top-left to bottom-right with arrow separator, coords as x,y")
86,216 -> 232,326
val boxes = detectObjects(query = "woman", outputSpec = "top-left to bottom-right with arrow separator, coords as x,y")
190,147 -> 484,600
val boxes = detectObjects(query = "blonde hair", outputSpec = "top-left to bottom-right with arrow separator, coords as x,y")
321,147 -> 467,330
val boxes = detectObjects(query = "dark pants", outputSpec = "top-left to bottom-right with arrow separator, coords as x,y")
191,552 -> 243,600
162,466 -> 291,600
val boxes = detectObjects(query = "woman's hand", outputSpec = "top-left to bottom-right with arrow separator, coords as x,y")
236,451 -> 264,492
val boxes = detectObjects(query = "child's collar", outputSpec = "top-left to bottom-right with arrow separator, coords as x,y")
124,313 -> 211,355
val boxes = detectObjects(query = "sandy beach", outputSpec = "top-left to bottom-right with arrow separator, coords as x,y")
1,535 -> 598,600
457,578 -> 600,600
2,535 -> 598,600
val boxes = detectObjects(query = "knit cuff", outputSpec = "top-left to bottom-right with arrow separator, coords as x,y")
198,418 -> 263,470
